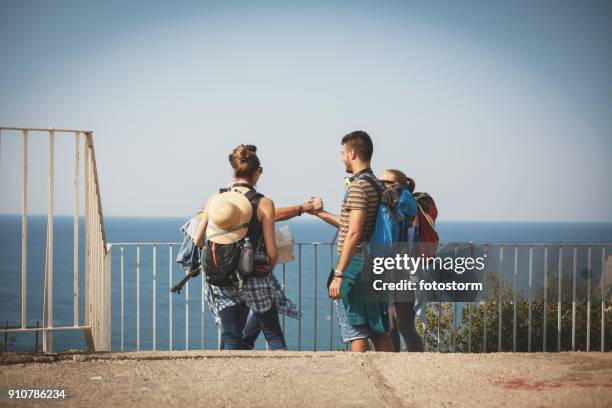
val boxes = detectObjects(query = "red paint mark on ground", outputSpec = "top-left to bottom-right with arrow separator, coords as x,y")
574,382 -> 612,388
492,378 -> 564,391
492,378 -> 612,390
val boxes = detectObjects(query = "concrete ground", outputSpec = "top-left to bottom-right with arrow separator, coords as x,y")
0,351 -> 611,408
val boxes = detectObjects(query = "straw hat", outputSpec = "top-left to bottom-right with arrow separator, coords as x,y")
205,191 -> 253,244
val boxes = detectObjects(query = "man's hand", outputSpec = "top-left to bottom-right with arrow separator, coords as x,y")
306,196 -> 323,214
328,277 -> 342,299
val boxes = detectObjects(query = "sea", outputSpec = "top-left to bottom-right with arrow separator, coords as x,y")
1,214 -> 611,352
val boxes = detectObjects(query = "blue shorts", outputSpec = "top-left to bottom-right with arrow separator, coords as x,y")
334,299 -> 371,343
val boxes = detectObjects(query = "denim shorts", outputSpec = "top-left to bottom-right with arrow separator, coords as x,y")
334,299 -> 370,343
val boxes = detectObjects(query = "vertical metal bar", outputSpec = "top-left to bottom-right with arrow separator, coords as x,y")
120,246 -> 124,351
282,263 -> 286,332
572,246 -> 577,351
136,245 -> 141,351
329,243 -> 334,351
152,245 -> 157,351
21,130 -> 28,329
73,132 -> 80,326
483,244 -> 488,353
47,130 -> 55,352
513,245 -> 517,352
543,245 -> 548,351
558,246 -> 563,352
313,243 -> 318,352
601,247 -> 606,352
437,301 -> 441,352
201,254 -> 205,350
453,244 -> 458,352
528,245 -> 533,352
587,245 -> 591,352
498,245 -> 503,352
84,138 -> 90,330
467,301 -> 472,353
468,243 -> 473,353
185,279 -> 189,350
169,245 -> 173,351
298,244 -> 302,351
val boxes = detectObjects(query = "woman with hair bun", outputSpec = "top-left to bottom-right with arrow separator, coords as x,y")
194,144 -> 300,350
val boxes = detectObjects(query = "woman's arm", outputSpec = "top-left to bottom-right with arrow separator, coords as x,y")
275,203 -> 310,222
258,197 -> 279,268
275,197 -> 323,221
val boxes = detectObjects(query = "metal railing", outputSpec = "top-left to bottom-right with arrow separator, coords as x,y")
0,127 -> 111,352
107,241 -> 610,352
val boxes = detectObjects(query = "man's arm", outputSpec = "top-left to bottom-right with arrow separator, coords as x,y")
314,210 -> 341,228
335,209 -> 365,272
328,208 -> 365,299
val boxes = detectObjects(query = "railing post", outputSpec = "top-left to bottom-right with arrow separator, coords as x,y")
201,254 -> 205,350
43,129 -> 55,353
298,244 -> 302,351
136,245 -> 141,351
84,136 -> 90,336
169,245 -> 173,351
602,247 -> 606,352
152,245 -> 157,351
73,132 -> 80,327
498,245 -> 503,352
513,245 -> 518,352
282,263 -> 286,332
437,301 -> 441,352
558,246 -> 563,352
185,279 -> 189,351
572,246 -> 577,351
528,245 -> 533,352
21,129 -> 28,330
483,244 -> 488,353
329,243 -> 334,351
103,244 -> 112,350
543,245 -> 548,351
120,246 -> 125,351
587,245 -> 591,351
313,243 -> 318,351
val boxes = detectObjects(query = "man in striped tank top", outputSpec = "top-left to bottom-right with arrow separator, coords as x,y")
313,131 -> 393,352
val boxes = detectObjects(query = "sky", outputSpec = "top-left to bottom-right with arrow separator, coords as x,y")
0,0 -> 611,222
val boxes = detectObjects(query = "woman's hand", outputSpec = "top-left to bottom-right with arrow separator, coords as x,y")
328,277 -> 343,299
306,196 -> 323,214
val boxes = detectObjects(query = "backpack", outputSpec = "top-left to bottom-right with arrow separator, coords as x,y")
201,185 -> 265,288
354,174 -> 417,257
413,192 -> 439,257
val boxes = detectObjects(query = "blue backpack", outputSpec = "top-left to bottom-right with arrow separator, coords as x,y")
356,174 -> 418,257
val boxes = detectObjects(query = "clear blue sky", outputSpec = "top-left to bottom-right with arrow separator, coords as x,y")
0,0 -> 611,221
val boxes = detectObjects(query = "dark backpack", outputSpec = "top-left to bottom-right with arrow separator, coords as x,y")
413,192 -> 439,257
201,186 -> 264,288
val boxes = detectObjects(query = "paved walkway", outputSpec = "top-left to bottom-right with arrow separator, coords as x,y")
1,351 -> 611,407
